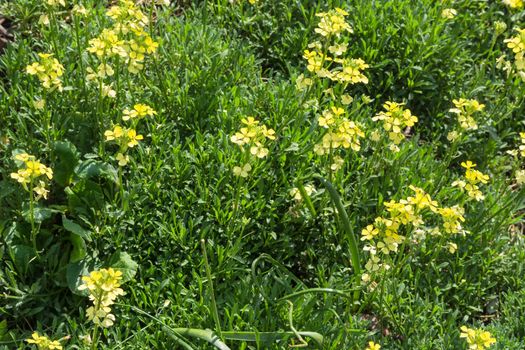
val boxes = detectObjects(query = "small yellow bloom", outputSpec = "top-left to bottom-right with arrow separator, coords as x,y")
516,169 -> 525,185
105,125 -> 124,141
126,129 -> 144,148
366,341 -> 381,350
441,8 -> 457,19
46,0 -> 66,7
460,326 -> 496,350
233,163 -> 252,178
116,153 -> 129,167
26,332 -> 63,350
503,0 -> 524,9
122,103 -> 157,121
447,242 -> 458,254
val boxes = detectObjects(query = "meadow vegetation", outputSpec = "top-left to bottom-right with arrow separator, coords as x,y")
1,0 -> 525,349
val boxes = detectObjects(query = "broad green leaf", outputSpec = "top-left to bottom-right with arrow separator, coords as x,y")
52,141 -> 80,187
109,251 -> 138,283
69,233 -> 87,263
10,245 -> 35,275
22,205 -> 62,224
67,259 -> 93,296
62,215 -> 91,241
75,159 -> 118,184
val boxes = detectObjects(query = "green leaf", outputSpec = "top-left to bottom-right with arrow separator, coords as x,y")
75,159 -> 118,184
67,259 -> 93,296
0,320 -> 8,341
62,215 -> 91,241
10,245 -> 35,275
69,233 -> 87,263
109,251 -> 138,283
22,204 -> 62,224
52,141 -> 80,187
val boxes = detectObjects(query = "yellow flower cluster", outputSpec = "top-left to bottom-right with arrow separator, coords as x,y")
314,106 -> 365,155
10,153 -> 53,200
314,8 -> 353,37
372,101 -> 418,148
231,117 -> 276,158
87,0 -> 159,82
230,117 -> 275,178
79,268 -> 125,328
441,8 -> 457,19
361,185 -> 468,281
503,28 -> 525,80
46,0 -> 65,6
302,9 -> 368,84
233,163 -> 252,178
502,0 -> 524,9
290,184 -> 316,202
460,326 -> 496,350
452,161 -> 490,201
26,53 -> 64,92
303,45 -> 369,84
104,103 -> 155,166
26,332 -> 62,350
437,205 -> 466,234
105,125 -> 143,166
449,98 -> 485,131
361,187 -> 437,270
123,103 -> 157,121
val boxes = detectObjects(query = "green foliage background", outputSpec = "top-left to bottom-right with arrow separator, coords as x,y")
0,0 -> 525,349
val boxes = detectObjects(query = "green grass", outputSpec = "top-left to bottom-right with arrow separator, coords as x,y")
1,0 -> 525,349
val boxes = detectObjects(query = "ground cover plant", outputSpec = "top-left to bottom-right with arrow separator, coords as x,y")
1,0 -> 525,349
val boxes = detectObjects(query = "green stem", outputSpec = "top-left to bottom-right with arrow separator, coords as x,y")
200,239 -> 223,340
315,175 -> 361,304
29,179 -> 38,256
91,324 -> 99,350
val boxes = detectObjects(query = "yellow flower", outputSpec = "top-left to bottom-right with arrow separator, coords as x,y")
361,225 -> 379,241
455,161 -> 489,201
516,169 -> 525,185
26,62 -> 45,75
449,98 -> 484,130
295,74 -> 313,91
34,99 -> 46,110
315,8 -> 353,37
126,129 -> 144,148
143,36 -> 159,54
503,0 -> 524,9
116,153 -> 129,167
10,154 -> 53,195
290,184 -> 316,202
26,332 -> 63,350
72,4 -> 88,16
105,125 -> 124,141
438,206 -> 465,234
341,94 -> 353,105
365,341 -> 381,350
372,101 -> 417,147
233,163 -> 252,178
460,326 -> 496,350
46,0 -> 65,6
34,181 -> 50,200
331,156 -> 345,171
123,103 -> 157,121
441,8 -> 457,19
230,117 -> 275,158
447,242 -> 458,254
26,54 -> 64,91
79,268 -> 125,328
